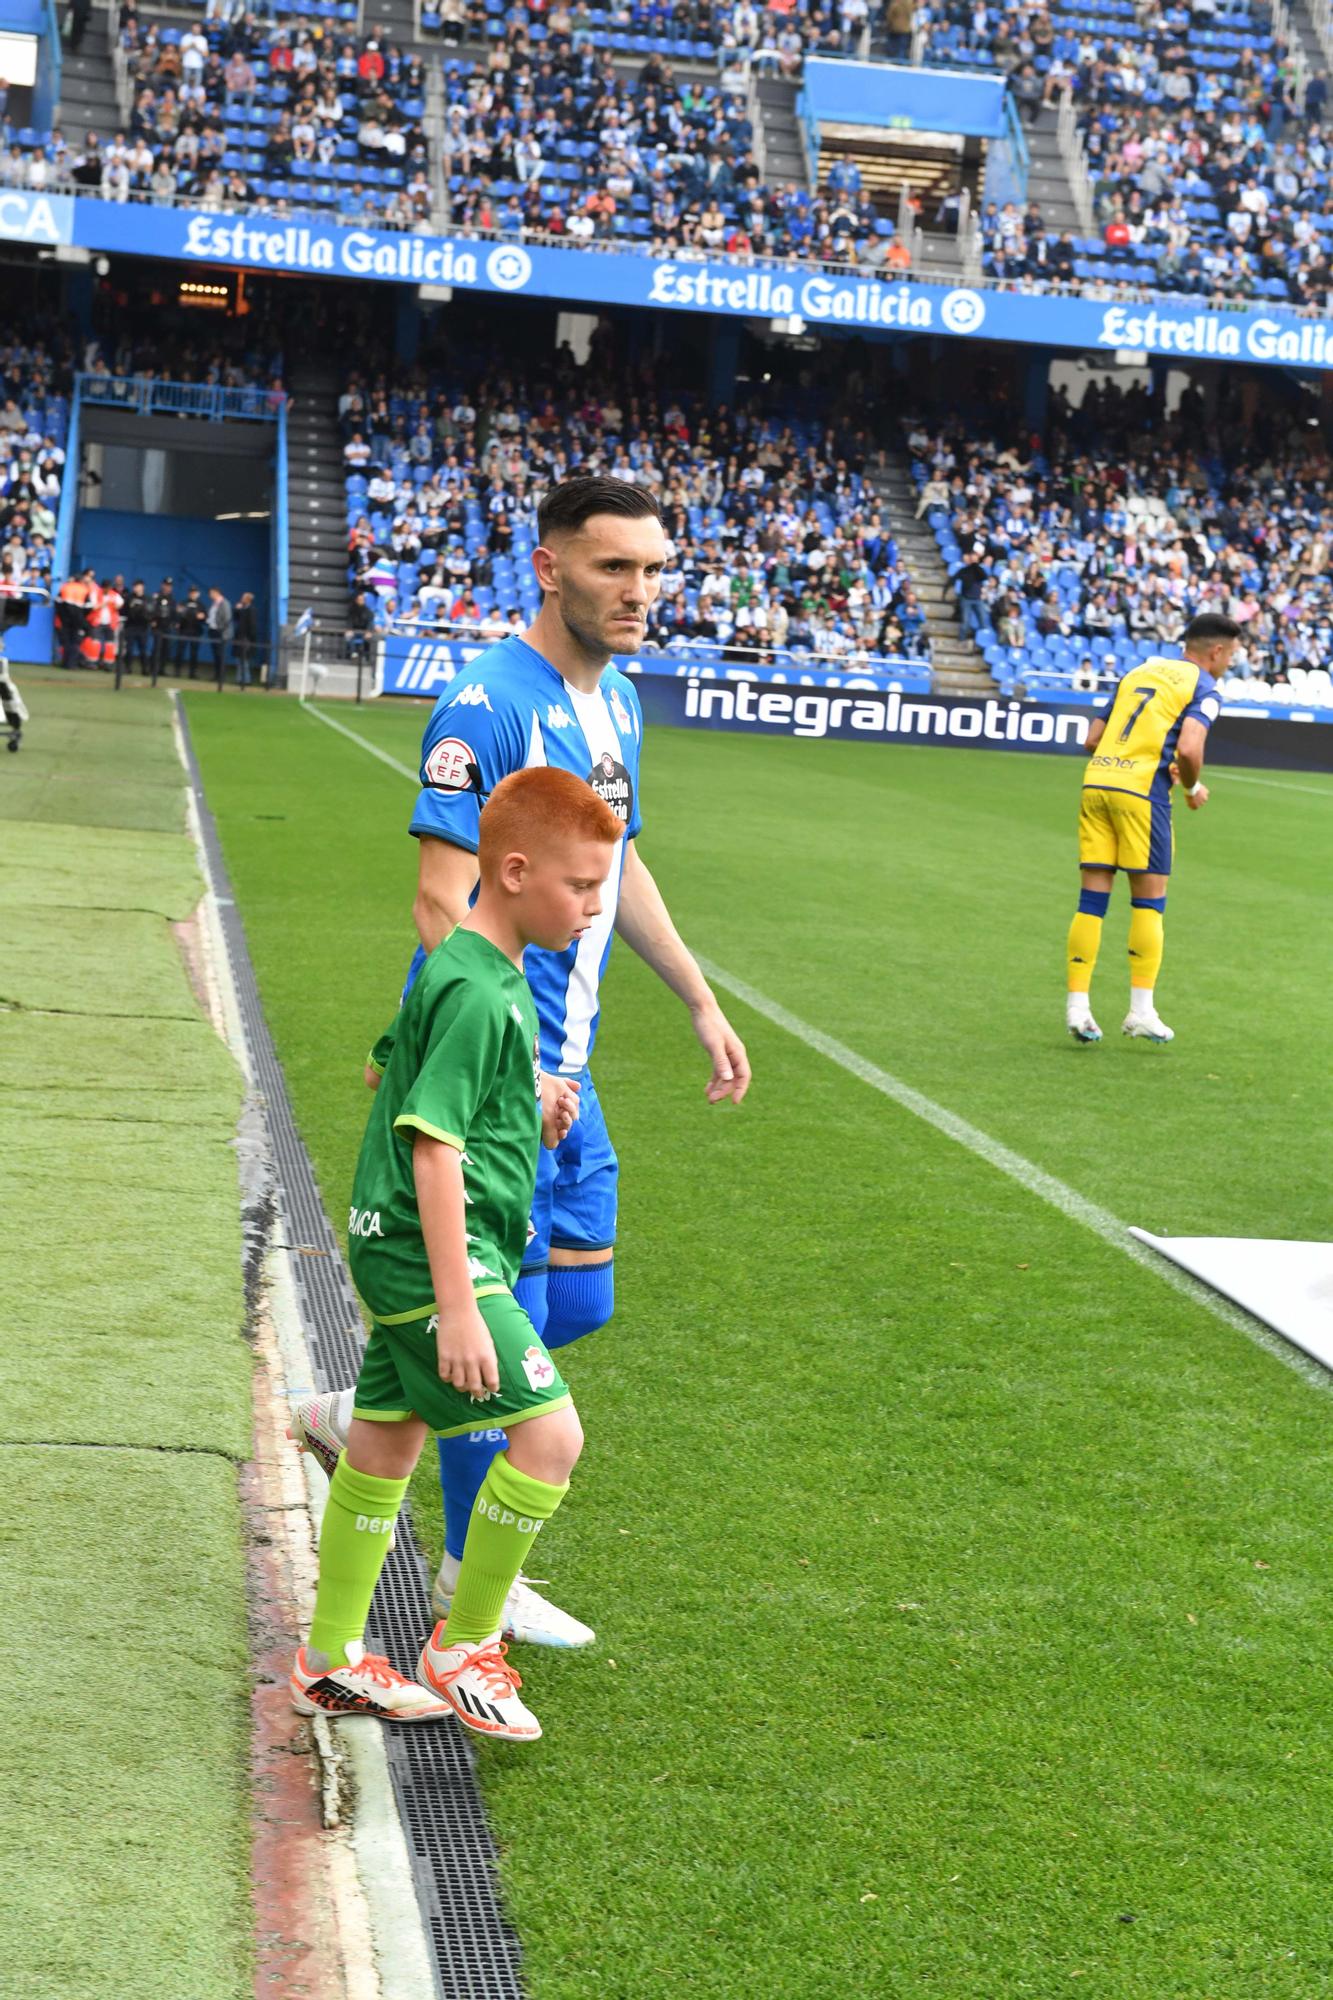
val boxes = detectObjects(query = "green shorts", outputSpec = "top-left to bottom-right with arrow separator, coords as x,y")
352,1288 -> 572,1438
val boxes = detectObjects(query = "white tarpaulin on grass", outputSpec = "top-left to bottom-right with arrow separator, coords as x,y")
1130,1232 -> 1333,1373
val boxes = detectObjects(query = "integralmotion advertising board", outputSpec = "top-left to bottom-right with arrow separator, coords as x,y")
634,676 -> 1333,773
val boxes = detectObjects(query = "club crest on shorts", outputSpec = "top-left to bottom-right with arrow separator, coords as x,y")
521,1344 -> 556,1390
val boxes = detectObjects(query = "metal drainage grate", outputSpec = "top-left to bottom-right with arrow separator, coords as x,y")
178,701 -> 525,2000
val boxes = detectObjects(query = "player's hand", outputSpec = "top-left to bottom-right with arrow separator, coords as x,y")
691,1000 -> 752,1104
540,1071 -> 581,1149
364,1063 -> 382,1091
435,1302 -> 500,1400
1167,760 -> 1181,789
1184,781 -> 1209,810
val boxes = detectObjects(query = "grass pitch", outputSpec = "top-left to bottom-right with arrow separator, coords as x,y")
189,689 -> 1333,2000
2,673 -> 253,1998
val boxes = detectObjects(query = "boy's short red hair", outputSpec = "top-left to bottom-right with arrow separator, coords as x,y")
478,766 -> 625,877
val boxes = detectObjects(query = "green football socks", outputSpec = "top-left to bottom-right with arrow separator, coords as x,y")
443,1452 -> 568,1649
308,1459 -> 410,1668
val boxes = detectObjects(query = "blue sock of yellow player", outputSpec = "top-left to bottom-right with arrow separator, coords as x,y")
436,1269 -> 547,1562
1128,896 -> 1166,1009
543,1259 -> 614,1352
1067,886 -> 1109,994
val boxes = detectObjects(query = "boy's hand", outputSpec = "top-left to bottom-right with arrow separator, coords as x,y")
435,1302 -> 500,1400
540,1071 -> 580,1149
364,1063 -> 381,1091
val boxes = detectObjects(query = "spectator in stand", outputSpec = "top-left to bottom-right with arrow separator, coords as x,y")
151,576 -> 176,675
176,583 -> 206,675
234,590 -> 258,685
345,586 -> 374,659
206,584 -> 233,678
121,578 -> 153,673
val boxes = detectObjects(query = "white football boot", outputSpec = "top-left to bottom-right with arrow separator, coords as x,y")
431,1551 -> 595,1650
1066,997 -> 1102,1043
291,1639 -> 452,1721
417,1628 -> 542,1741
1122,1007 -> 1174,1043
287,1389 -> 396,1552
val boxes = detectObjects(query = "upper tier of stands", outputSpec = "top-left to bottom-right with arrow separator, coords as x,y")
906,376 -> 1333,707
339,365 -> 932,668
4,19 -> 430,228
419,0 -> 865,73
442,51 -> 901,264
921,0 -> 1333,308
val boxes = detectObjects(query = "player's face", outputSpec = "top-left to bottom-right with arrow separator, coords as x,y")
541,513 -> 667,659
516,835 -> 619,951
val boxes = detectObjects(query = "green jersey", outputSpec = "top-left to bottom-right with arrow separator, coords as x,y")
349,926 -> 541,1322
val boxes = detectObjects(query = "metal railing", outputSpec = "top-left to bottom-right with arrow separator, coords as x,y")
1306,0 -> 1333,73
1269,0 -> 1310,104
1056,86 -> 1095,237
272,399 -> 289,672
374,613 -> 933,673
52,396 -> 80,585
76,373 -> 285,420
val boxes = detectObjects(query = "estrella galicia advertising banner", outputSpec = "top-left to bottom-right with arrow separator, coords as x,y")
633,672 -> 1333,768
377,632 -> 931,699
7,189 -> 1333,372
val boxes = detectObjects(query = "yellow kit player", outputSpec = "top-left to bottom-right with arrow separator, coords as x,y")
1066,612 -> 1238,1045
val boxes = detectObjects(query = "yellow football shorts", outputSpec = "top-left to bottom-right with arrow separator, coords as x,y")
1078,786 -> 1174,876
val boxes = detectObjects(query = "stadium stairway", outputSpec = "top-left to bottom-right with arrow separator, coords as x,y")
870,453 -> 995,694
286,362 -> 352,650
56,3 -> 122,153
1021,105 -> 1083,242
1285,0 -> 1328,81
755,78 -> 809,191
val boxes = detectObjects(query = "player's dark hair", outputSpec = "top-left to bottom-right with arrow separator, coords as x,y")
537,475 -> 662,543
1182,613 -> 1241,644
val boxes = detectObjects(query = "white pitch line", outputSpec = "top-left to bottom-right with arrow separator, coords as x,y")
695,954 -> 1331,1391
300,696 -> 418,780
1214,770 -> 1333,798
303,694 -> 1328,1389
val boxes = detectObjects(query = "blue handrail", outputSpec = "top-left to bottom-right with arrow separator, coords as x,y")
272,399 -> 289,670
34,0 -> 60,134
74,374 -> 284,422
52,386 -> 80,582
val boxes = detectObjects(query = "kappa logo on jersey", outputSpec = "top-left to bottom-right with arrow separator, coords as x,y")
468,1254 -> 500,1282
533,1031 -> 542,1100
521,1344 -> 556,1390
348,1206 -> 384,1237
423,736 -> 477,793
588,751 -> 634,823
449,682 -> 493,711
609,688 -> 633,737
546,703 -> 574,730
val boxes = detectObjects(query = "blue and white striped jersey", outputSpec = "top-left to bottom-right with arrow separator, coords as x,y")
409,634 -> 645,1075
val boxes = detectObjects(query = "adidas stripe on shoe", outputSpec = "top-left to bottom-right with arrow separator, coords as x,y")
417,1627 -> 542,1741
291,1640 -> 452,1721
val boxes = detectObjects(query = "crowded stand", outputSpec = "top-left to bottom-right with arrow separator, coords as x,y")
442,49 -> 899,264
339,361 -> 932,669
5,18 -> 430,227
907,373 -> 1333,707
422,0 -> 867,74
918,0 -> 1333,310
0,327 -> 72,601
